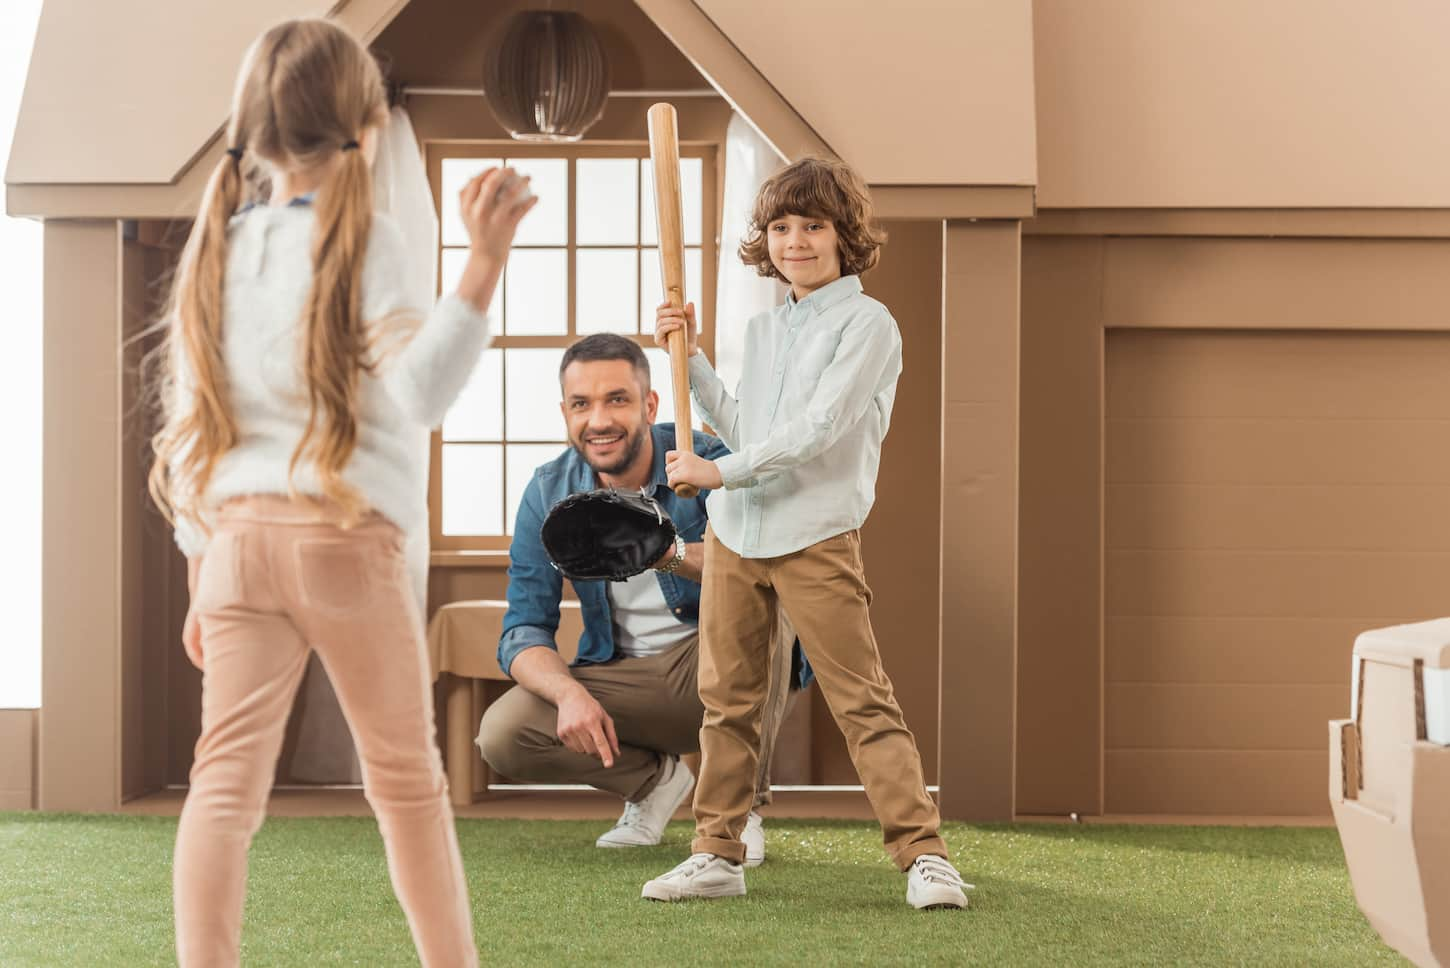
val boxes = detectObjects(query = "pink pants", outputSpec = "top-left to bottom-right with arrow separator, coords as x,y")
173,497 -> 476,967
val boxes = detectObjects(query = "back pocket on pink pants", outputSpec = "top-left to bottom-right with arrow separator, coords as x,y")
295,539 -> 379,616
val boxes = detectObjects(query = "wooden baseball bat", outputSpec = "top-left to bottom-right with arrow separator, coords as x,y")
646,102 -> 699,499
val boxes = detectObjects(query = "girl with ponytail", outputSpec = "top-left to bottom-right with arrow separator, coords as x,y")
150,19 -> 533,967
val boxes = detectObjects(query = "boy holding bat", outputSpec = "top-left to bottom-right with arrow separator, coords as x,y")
644,157 -> 969,909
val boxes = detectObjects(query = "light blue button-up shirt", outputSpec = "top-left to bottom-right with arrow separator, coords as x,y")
688,273 -> 903,558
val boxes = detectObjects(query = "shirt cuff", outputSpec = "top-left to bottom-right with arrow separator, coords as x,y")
687,351 -> 716,386
498,624 -> 558,678
714,452 -> 756,490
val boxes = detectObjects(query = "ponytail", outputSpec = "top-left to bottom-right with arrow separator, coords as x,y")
147,144 -> 247,529
288,141 -> 376,526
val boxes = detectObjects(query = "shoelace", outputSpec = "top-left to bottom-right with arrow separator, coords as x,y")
914,856 -> 973,890
615,766 -> 678,832
614,801 -> 646,830
667,853 -> 718,878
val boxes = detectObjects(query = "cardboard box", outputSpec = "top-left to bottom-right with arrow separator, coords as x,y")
1330,619 -> 1450,968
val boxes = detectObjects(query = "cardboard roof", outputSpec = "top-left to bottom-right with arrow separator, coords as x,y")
692,0 -> 1037,188
8,0 -> 350,185
5,0 -> 1038,218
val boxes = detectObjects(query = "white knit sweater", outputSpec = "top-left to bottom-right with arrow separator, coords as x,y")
172,202 -> 491,557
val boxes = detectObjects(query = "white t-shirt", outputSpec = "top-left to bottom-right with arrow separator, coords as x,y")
607,570 -> 697,659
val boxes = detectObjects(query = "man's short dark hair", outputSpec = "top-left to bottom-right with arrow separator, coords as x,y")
558,333 -> 651,392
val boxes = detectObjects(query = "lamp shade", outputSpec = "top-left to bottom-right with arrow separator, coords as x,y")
483,11 -> 610,142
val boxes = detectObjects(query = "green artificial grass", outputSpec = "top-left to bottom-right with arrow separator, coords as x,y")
0,813 -> 1406,967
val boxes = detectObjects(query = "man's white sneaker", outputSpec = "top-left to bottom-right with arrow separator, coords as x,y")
641,853 -> 746,902
742,810 -> 765,868
595,756 -> 694,848
906,854 -> 971,910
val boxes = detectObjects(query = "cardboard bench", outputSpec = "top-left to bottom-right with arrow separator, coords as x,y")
427,599 -> 584,806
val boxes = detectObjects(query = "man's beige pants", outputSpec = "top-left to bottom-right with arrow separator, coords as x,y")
477,615 -> 795,806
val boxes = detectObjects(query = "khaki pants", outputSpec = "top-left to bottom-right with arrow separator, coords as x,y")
174,497 -> 475,968
477,619 -> 795,805
692,528 -> 947,870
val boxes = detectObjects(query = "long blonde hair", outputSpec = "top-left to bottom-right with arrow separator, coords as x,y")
148,18 -> 387,532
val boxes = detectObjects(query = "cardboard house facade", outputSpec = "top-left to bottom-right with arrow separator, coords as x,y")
5,0 -> 1450,823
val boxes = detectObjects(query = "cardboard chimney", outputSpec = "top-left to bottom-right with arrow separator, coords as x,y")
1330,619 -> 1450,967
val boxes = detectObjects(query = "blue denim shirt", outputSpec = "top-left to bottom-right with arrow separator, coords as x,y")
499,423 -> 811,688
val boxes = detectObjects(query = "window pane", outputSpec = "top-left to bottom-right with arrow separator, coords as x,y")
646,347 -> 702,431
504,157 -> 567,246
442,348 -> 503,441
576,158 -> 638,244
439,248 -> 503,318
505,443 -> 568,535
505,348 -> 566,440
576,249 -> 638,335
504,248 -> 567,335
442,444 -> 502,535
641,157 -> 703,247
640,247 -> 703,334
440,157 -> 502,246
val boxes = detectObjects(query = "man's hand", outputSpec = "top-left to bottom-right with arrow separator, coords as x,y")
555,689 -> 621,768
665,449 -> 723,491
507,647 -> 623,763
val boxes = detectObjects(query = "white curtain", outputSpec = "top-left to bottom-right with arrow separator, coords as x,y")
714,112 -> 788,393
373,104 -> 440,618
289,105 -> 439,784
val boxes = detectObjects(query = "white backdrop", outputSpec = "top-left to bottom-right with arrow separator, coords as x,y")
0,0 -> 45,709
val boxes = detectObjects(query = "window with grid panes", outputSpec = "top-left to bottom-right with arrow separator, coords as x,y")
427,144 -> 716,550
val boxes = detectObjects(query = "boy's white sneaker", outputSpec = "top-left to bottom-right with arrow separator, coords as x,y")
595,755 -> 693,848
906,854 -> 971,910
641,853 -> 746,902
742,810 -> 765,867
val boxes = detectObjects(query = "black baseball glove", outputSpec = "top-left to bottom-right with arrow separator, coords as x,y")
540,487 -> 677,582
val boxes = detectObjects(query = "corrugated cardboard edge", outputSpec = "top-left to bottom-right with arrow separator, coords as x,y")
1331,721 -> 1450,967
1412,742 -> 1450,967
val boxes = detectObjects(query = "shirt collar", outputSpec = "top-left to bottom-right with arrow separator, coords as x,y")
784,274 -> 863,316
645,424 -> 672,495
235,191 -> 318,216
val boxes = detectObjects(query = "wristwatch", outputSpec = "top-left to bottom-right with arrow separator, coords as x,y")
656,533 -> 687,574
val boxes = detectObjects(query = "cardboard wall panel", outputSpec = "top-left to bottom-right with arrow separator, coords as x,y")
1035,0 -> 1450,208
1105,329 -> 1450,815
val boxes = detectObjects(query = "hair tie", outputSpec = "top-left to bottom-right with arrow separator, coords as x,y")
225,147 -> 244,163
341,140 -> 360,152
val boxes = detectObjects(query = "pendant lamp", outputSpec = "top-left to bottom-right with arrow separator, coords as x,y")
483,10 -> 610,142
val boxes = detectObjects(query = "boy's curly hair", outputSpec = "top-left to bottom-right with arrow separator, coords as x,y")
739,156 -> 887,282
